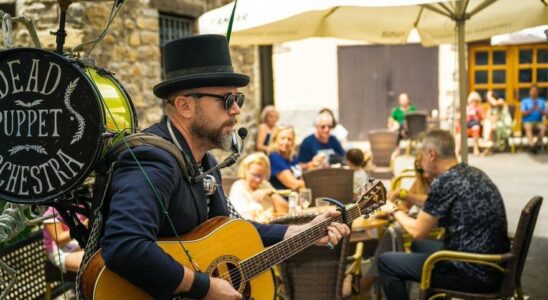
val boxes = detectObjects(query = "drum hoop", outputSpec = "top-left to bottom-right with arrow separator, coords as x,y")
83,66 -> 138,134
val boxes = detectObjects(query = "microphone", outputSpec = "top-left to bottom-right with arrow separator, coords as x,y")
230,127 -> 248,153
237,127 -> 248,152
193,127 -> 248,182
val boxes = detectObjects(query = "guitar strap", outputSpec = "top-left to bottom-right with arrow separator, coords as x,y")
76,132 -> 193,298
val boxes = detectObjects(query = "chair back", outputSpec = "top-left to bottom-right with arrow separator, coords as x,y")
302,168 -> 354,205
500,196 -> 543,296
368,129 -> 398,167
0,231 -> 47,299
271,215 -> 349,300
405,111 -> 429,140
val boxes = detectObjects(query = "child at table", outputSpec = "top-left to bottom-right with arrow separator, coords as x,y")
345,148 -> 370,193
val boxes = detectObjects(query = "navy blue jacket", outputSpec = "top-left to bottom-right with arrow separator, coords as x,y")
100,117 -> 288,299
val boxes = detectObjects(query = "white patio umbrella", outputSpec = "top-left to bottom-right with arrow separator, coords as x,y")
199,0 -> 548,162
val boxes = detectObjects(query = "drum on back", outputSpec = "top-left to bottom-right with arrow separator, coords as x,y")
0,48 -> 136,204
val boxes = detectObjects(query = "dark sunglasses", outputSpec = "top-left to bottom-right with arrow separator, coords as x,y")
318,124 -> 334,129
184,92 -> 245,110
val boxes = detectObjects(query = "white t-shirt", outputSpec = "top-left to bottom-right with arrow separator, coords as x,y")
228,180 -> 276,222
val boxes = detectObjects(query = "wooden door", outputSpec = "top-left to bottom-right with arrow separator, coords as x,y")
338,44 -> 438,140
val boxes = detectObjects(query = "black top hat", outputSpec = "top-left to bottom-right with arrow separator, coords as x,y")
153,34 -> 250,99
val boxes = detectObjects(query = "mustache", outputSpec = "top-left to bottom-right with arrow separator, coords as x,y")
222,118 -> 237,127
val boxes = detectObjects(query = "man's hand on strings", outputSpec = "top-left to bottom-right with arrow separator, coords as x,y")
204,277 -> 241,300
310,211 -> 350,248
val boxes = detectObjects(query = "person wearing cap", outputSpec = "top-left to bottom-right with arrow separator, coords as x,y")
100,34 -> 350,300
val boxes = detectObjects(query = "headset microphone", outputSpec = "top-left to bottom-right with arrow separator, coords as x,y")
237,127 -> 248,152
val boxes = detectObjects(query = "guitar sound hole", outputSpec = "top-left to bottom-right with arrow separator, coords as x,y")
207,255 -> 249,296
211,262 -> 242,288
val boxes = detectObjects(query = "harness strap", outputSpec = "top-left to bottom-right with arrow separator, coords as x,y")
76,133 -> 191,298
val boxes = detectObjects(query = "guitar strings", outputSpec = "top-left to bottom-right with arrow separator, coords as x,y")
213,188 -> 385,283
212,189 -> 385,285
218,206 -> 381,285
214,206 -> 377,290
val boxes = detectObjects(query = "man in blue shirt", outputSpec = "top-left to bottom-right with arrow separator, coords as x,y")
378,130 -> 509,300
520,85 -> 547,154
100,35 -> 350,300
298,113 -> 345,166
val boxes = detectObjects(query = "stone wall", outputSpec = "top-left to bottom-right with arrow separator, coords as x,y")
8,0 -> 260,177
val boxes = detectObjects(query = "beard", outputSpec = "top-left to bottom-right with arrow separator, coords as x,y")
190,112 -> 235,151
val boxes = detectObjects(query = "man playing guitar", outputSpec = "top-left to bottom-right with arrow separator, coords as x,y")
98,35 -> 350,299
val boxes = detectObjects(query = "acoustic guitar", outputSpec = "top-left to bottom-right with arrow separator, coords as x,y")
80,180 -> 386,300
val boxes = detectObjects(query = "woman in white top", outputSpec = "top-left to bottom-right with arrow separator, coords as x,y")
229,152 -> 288,222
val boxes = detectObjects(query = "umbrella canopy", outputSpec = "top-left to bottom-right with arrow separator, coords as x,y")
199,0 -> 548,162
199,0 -> 546,46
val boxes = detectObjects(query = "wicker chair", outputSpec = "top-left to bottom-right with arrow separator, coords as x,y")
419,196 -> 543,300
404,111 -> 428,156
368,129 -> 398,179
302,168 -> 354,205
271,215 -> 359,300
1,231 -> 47,300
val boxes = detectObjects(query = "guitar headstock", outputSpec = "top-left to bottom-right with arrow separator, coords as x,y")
356,179 -> 386,217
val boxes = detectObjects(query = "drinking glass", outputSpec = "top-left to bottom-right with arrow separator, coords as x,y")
315,197 -> 329,207
299,189 -> 312,209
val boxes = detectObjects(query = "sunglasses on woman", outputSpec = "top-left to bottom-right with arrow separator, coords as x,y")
184,92 -> 245,110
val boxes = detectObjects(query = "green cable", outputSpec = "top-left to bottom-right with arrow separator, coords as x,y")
226,0 -> 238,43
91,69 -> 199,270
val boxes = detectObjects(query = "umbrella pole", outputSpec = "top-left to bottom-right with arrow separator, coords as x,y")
456,19 -> 468,163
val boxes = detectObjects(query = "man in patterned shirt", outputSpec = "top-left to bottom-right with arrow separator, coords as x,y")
378,129 -> 510,300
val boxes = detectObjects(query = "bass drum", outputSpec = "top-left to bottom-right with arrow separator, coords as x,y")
0,48 -> 137,204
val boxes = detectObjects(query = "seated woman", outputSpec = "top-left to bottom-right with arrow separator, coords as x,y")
456,91 -> 485,155
268,126 -> 322,190
229,152 -> 288,222
360,153 -> 432,295
42,207 -> 86,273
256,105 -> 279,153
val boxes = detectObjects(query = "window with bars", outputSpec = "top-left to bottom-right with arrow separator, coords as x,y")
158,12 -> 194,79
159,12 -> 194,47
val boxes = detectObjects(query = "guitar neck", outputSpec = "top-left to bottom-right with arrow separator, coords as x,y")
240,182 -> 385,280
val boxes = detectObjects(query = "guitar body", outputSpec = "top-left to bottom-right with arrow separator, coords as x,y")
81,217 -> 275,300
